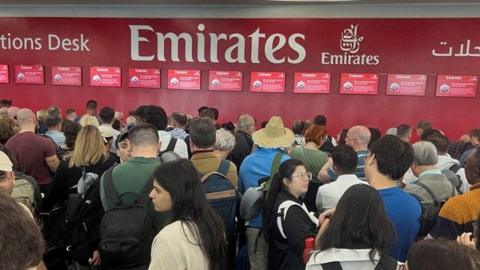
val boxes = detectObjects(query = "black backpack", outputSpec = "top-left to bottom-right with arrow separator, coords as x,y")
410,181 -> 455,237
99,167 -> 156,269
64,168 -> 104,265
200,160 -> 238,241
442,164 -> 463,195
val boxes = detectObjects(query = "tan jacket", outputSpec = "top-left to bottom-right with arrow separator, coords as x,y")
191,151 -> 238,189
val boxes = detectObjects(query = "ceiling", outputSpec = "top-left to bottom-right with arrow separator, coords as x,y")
2,0 -> 480,4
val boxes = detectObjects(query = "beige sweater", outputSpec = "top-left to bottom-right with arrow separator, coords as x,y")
148,221 -> 209,270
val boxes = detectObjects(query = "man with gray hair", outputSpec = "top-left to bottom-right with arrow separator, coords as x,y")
214,128 -> 236,160
319,125 -> 371,182
229,114 -> 256,168
405,141 -> 457,204
190,117 -> 238,188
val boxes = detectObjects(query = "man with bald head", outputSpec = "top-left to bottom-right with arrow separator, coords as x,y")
5,108 -> 59,194
319,125 -> 371,182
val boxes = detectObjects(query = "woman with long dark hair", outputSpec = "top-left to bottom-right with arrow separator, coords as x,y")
148,159 -> 227,270
264,159 -> 318,270
306,184 -> 398,269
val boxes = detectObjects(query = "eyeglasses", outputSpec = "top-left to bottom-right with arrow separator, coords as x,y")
292,172 -> 313,181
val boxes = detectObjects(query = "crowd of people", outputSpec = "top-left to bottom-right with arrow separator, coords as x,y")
0,97 -> 480,270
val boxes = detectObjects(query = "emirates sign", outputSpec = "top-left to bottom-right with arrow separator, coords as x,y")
129,24 -> 306,64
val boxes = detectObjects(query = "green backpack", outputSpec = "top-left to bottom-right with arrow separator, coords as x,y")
239,153 -> 284,220
11,173 -> 41,216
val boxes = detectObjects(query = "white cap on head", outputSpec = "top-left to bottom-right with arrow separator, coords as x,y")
0,151 -> 13,172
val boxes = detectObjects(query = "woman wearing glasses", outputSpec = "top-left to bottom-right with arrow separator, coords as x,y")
289,124 -> 328,212
263,159 -> 319,270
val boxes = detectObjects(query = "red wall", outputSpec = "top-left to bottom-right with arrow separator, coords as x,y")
1,17 -> 480,139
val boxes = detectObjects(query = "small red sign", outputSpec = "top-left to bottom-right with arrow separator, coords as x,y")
208,71 -> 243,91
339,73 -> 378,95
250,72 -> 285,93
0,65 -> 8,84
167,69 -> 201,90
293,72 -> 330,94
90,66 -> 121,87
436,75 -> 478,97
52,66 -> 82,86
128,68 -> 161,88
15,64 -> 44,85
386,74 -> 427,96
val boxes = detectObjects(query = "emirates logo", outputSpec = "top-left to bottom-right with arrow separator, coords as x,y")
340,24 -> 364,54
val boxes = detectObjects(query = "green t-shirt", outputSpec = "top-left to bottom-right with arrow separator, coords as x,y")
290,146 -> 328,178
100,157 -> 169,231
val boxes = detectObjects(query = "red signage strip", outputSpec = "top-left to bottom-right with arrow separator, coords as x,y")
0,65 -> 8,84
90,66 -> 121,87
250,72 -> 285,93
167,69 -> 201,90
52,66 -> 82,86
128,68 -> 161,88
293,72 -> 330,94
339,73 -> 378,95
435,75 -> 478,97
15,64 -> 44,85
386,74 -> 427,96
208,70 -> 243,91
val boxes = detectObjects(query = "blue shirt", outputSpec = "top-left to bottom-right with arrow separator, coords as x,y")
239,147 -> 290,228
45,130 -> 66,146
378,187 -> 421,262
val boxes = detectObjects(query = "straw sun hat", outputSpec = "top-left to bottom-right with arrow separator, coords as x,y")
252,116 -> 294,148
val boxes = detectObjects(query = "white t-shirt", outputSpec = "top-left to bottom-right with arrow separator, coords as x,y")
158,130 -> 188,159
316,174 -> 368,211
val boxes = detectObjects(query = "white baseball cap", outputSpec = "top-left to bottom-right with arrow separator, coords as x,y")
0,151 -> 13,172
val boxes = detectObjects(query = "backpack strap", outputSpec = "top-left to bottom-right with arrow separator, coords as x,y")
160,137 -> 177,155
276,200 -> 319,239
321,262 -> 343,270
375,253 -> 399,270
270,153 -> 284,179
217,159 -> 230,176
413,181 -> 440,206
449,164 -> 461,173
103,165 -> 121,209
138,177 -> 154,205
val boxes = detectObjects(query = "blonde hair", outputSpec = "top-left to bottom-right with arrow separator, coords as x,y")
68,125 -> 107,168
36,109 -> 47,122
79,114 -> 99,127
